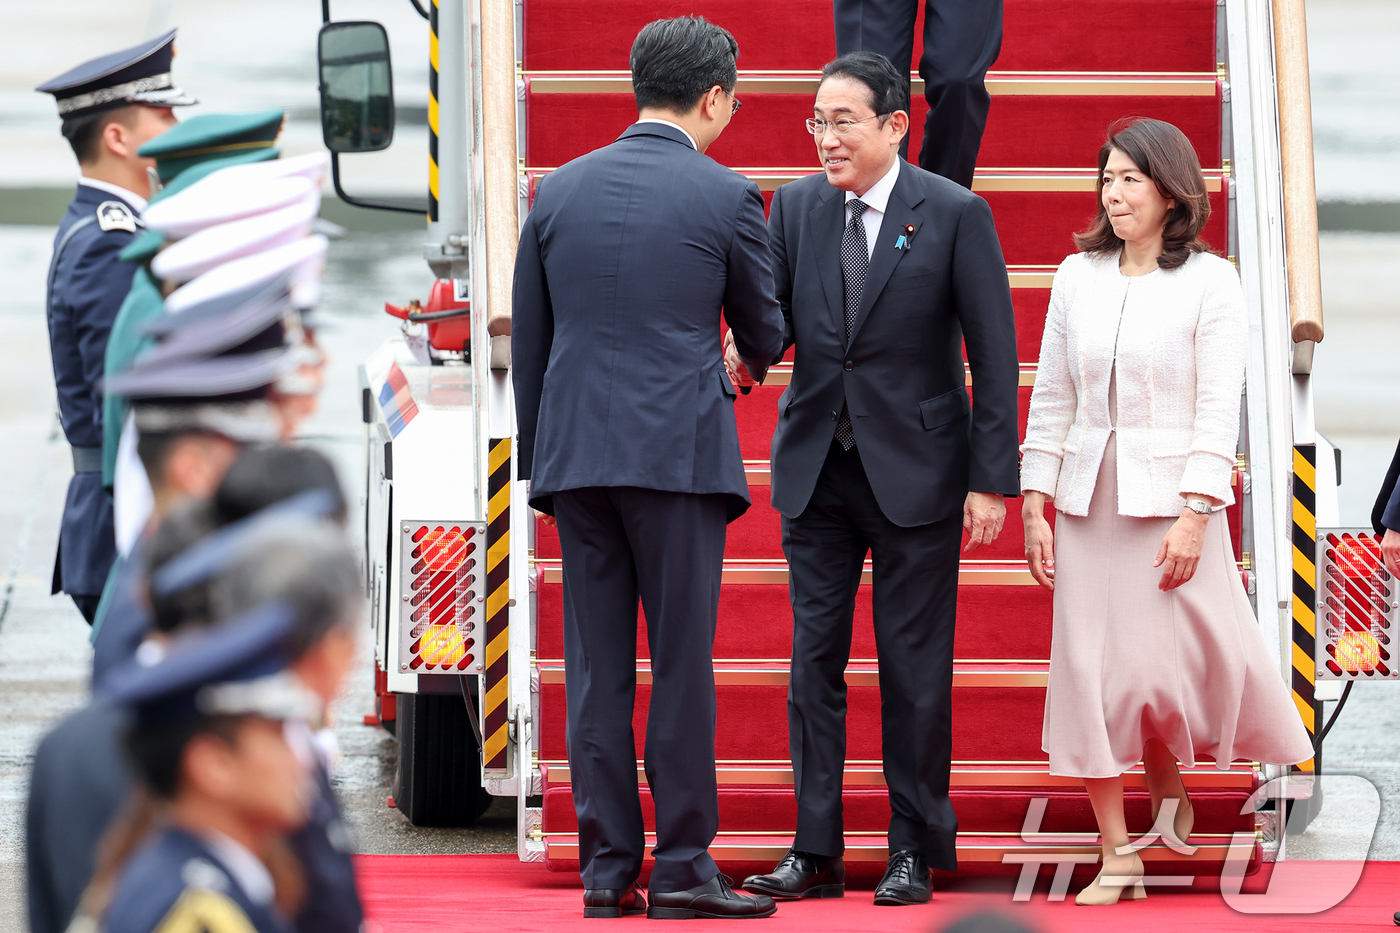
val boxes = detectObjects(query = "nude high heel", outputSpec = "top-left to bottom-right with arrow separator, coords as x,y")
1075,853 -> 1145,906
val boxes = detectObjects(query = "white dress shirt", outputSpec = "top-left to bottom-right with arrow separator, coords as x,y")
78,176 -> 148,213
634,118 -> 698,150
844,157 -> 901,259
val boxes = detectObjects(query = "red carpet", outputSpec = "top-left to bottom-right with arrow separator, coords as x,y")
355,854 -> 1398,932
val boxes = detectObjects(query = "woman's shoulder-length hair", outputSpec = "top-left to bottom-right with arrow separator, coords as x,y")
1073,118 -> 1213,271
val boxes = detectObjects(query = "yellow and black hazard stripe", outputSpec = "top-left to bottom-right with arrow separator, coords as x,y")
1291,444 -> 1320,771
428,0 -> 440,222
482,438 -> 511,772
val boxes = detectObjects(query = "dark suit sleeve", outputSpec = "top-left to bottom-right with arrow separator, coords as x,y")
766,185 -> 796,360
722,181 -> 785,383
1373,437 -> 1400,535
68,232 -> 136,433
951,194 -> 1021,497
511,202 -> 553,482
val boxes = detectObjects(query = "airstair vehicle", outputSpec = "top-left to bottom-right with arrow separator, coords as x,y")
320,0 -> 1355,882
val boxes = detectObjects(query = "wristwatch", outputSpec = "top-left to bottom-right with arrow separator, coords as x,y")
1184,498 -> 1212,515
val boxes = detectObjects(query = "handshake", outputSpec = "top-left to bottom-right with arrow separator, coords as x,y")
723,328 -> 760,388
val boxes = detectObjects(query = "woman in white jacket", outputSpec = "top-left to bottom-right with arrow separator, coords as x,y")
1020,118 -> 1313,906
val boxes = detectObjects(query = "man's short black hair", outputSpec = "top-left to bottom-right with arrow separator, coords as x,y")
60,105 -> 138,164
630,16 -> 739,114
819,51 -> 910,117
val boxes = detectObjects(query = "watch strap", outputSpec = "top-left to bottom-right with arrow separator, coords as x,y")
1185,497 -> 1212,514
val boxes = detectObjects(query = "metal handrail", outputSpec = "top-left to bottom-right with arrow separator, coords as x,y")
481,0 -> 517,343
1273,0 -> 1325,346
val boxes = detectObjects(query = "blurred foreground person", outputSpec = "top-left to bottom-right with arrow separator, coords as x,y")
90,175 -> 328,684
102,108 -> 289,515
100,602 -> 321,933
35,30 -> 195,622
512,15 -> 783,920
1019,119 -> 1312,905
26,448 -> 347,933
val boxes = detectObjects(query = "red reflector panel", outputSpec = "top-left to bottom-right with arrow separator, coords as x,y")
1317,530 -> 1398,681
399,521 -> 487,676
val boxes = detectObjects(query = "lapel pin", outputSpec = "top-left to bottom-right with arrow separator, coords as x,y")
896,224 -> 916,251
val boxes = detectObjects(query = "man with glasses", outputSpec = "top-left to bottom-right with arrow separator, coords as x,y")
513,15 -> 784,921
729,51 -> 1019,906
834,0 -> 1002,189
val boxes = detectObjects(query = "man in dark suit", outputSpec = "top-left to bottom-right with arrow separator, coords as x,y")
732,52 -> 1020,905
35,31 -> 194,622
834,0 -> 1002,188
512,16 -> 785,921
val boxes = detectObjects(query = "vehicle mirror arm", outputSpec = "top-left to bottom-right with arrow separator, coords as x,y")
329,151 -> 428,216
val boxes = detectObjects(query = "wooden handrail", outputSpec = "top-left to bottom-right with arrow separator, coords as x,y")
481,0 -> 517,339
1273,0 -> 1324,344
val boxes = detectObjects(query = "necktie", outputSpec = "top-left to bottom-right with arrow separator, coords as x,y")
835,199 -> 868,451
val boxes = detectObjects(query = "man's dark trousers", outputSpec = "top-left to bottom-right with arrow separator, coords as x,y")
784,441 -> 962,869
834,0 -> 1004,188
554,486 -> 728,894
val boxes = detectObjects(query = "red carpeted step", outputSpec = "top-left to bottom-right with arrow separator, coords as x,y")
525,90 -> 1223,170
357,854 -> 1400,924
982,187 -> 1229,265
540,782 -> 1255,835
535,582 -> 1053,660
523,0 -> 1216,74
537,682 -> 1050,761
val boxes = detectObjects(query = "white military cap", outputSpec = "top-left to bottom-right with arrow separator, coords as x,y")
166,235 -> 328,315
151,199 -> 319,285
144,175 -> 317,240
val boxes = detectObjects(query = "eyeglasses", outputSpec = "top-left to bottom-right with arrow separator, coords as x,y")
730,95 -> 742,116
805,115 -> 882,137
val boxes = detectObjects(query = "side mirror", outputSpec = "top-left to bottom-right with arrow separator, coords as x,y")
318,21 -> 395,153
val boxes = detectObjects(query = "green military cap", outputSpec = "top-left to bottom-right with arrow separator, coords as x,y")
139,109 -> 286,183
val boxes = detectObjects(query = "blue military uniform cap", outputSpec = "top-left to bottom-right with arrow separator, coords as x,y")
100,600 -> 320,726
139,109 -> 286,183
104,348 -> 293,405
36,29 -> 197,118
138,277 -> 296,366
149,490 -> 343,599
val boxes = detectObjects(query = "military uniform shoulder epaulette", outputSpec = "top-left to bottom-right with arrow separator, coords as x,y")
96,200 -> 140,233
151,886 -> 260,933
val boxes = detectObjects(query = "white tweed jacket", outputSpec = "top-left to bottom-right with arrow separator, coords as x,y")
1020,249 -> 1245,517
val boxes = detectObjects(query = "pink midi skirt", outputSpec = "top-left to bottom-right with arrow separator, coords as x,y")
1042,430 -> 1315,778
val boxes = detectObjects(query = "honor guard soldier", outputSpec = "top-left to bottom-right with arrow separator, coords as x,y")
35,30 -> 196,623
92,239 -> 325,685
98,601 -> 323,933
102,108 -> 289,514
26,451 -> 346,933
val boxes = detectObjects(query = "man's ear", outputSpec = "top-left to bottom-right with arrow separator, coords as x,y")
887,110 -> 910,147
101,118 -> 136,161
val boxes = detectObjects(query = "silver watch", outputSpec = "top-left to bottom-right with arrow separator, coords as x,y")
1185,497 -> 1212,515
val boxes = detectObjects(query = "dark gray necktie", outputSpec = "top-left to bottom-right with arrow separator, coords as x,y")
835,199 -> 869,451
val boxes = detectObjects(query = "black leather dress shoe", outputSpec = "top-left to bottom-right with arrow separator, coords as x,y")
648,874 -> 778,919
583,882 -> 647,918
742,849 -> 845,899
873,850 -> 931,905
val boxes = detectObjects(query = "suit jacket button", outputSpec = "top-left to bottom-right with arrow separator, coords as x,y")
843,360 -> 853,371
831,411 -> 838,420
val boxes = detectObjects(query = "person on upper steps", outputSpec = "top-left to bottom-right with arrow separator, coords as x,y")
730,50 -> 1021,907
833,0 -> 1003,189
512,15 -> 785,921
1018,117 -> 1315,906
